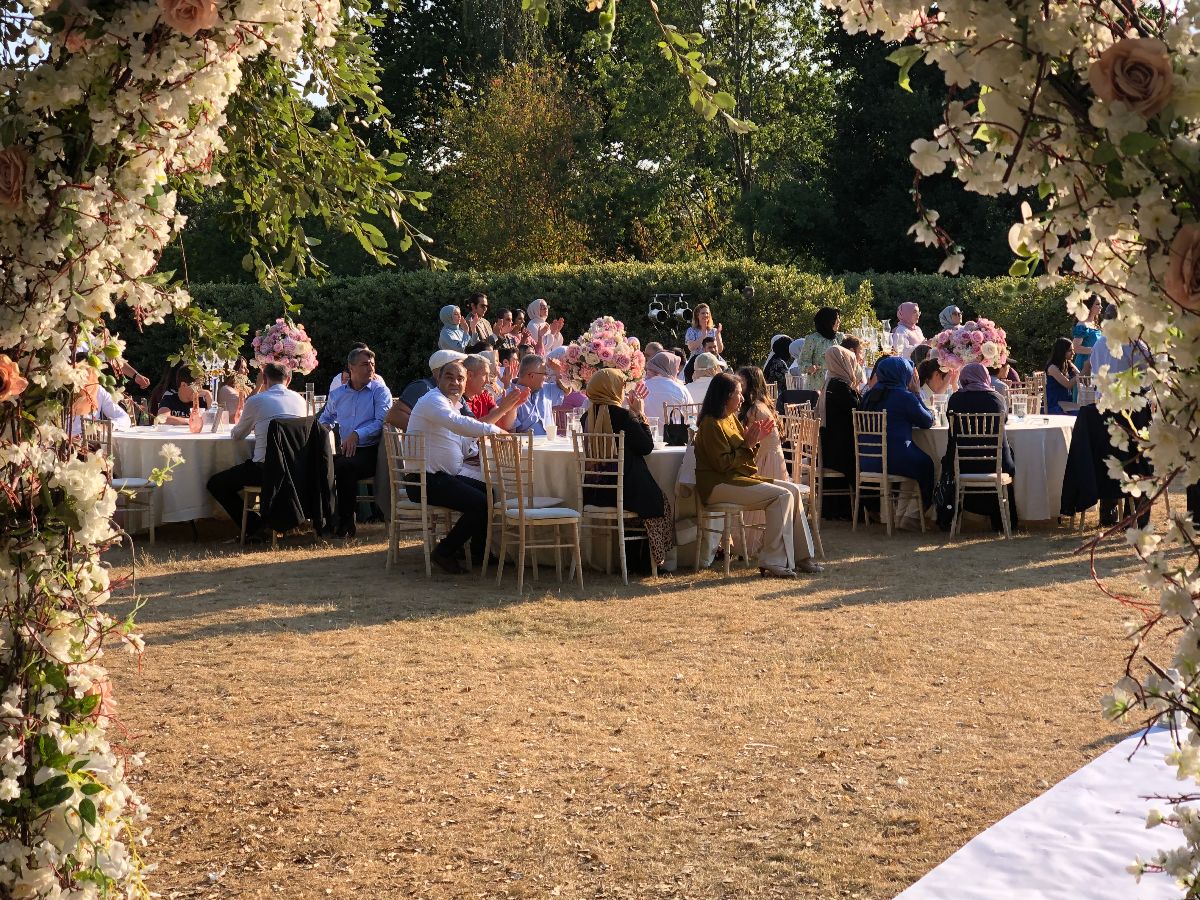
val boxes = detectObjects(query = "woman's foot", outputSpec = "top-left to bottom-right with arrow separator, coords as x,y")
759,565 -> 798,579
796,558 -> 824,574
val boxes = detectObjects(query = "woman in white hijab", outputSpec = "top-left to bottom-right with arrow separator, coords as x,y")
787,338 -> 806,376
527,298 -> 565,354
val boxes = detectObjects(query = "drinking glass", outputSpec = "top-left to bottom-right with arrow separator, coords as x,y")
645,416 -> 661,444
1011,395 -> 1027,421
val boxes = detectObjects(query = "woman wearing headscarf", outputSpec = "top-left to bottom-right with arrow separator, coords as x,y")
438,305 -> 470,351
527,298 -> 565,355
787,338 -> 806,378
793,307 -> 845,391
643,351 -> 692,421
942,362 -> 1017,531
581,369 -> 675,568
817,346 -> 860,519
762,334 -> 793,391
858,356 -> 936,523
938,305 -> 962,331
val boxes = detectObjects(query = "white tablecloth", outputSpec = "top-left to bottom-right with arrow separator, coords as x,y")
912,414 -> 1075,521
529,437 -> 686,508
898,726 -> 1186,899
113,426 -> 253,524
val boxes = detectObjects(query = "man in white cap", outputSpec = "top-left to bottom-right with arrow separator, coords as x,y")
386,349 -> 468,431
685,352 -> 726,403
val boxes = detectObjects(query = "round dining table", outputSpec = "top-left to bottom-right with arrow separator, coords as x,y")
911,414 -> 1076,521
112,425 -> 253,524
528,434 -> 687,509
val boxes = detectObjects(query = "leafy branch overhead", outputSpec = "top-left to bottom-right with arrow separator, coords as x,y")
523,0 -> 756,133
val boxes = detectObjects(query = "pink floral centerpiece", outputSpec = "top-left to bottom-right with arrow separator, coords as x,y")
251,317 -> 318,374
562,315 -> 646,390
931,317 -> 1008,372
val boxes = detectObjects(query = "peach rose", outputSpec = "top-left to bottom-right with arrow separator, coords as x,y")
0,147 -> 27,209
1165,224 -> 1200,311
1088,38 -> 1174,118
0,355 -> 28,403
157,0 -> 219,37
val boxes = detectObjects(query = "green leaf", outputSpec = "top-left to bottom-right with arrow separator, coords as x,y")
1037,181 -> 1053,200
1119,131 -> 1158,156
1008,257 -> 1030,277
1092,142 -> 1118,165
80,783 -> 104,796
713,91 -> 736,112
79,799 -> 96,827
885,45 -> 925,93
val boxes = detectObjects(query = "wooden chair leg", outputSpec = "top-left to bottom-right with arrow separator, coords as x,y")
722,514 -> 732,576
496,522 -> 509,586
572,524 -> 584,589
882,485 -> 893,537
617,516 -> 629,586
480,511 -> 494,579
555,524 -> 563,583
851,482 -> 860,531
517,530 -> 527,593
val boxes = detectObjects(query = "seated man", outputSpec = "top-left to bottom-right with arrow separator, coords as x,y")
206,362 -> 307,536
330,341 -> 389,397
386,349 -> 467,431
406,360 -> 527,573
498,354 -> 554,435
463,354 -> 526,423
318,346 -> 392,537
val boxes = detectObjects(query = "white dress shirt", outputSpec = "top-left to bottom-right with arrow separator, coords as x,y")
232,383 -> 309,462
645,376 -> 693,420
686,376 -> 715,404
407,388 -> 503,477
70,387 -> 131,437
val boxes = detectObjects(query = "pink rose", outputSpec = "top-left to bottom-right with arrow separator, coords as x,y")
613,353 -> 631,370
158,0 -> 219,36
1166,224 -> 1200,311
0,354 -> 28,403
599,348 -> 614,361
566,345 -> 582,361
0,146 -> 27,209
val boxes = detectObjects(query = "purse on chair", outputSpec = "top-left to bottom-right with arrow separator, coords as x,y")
664,408 -> 690,446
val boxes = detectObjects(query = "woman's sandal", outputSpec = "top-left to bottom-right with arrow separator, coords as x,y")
759,565 -> 798,579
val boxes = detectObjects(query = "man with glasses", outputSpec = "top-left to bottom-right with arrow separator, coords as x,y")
499,354 -> 555,436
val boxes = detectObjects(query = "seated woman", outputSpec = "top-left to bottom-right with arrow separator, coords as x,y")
694,372 -> 821,577
438,305 -> 471,352
581,370 -> 675,569
216,356 -> 252,423
943,363 -> 1017,532
917,357 -> 953,407
643,351 -> 692,420
738,366 -> 817,559
156,363 -> 212,425
858,356 -> 936,527
818,346 -> 861,519
1045,337 -> 1080,414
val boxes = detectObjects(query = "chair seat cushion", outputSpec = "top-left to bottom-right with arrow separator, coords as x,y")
503,506 -> 580,521
500,496 -> 562,509
113,477 -> 153,489
960,472 -> 1014,484
705,502 -> 747,511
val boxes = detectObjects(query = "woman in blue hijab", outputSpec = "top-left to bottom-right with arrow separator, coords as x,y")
858,355 -> 936,512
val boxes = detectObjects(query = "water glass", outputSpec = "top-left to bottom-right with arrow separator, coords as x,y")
1011,395 -> 1028,421
646,416 -> 661,444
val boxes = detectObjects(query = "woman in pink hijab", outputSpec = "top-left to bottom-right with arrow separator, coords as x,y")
642,350 -> 691,421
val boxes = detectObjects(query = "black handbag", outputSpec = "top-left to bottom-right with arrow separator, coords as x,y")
663,408 -> 690,446
932,465 -> 956,530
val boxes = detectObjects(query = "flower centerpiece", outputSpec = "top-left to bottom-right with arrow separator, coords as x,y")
251,318 -> 318,375
562,316 -> 646,390
931,318 -> 1008,373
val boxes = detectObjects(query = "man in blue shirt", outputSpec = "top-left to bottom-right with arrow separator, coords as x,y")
318,347 -> 391,536
500,354 -> 555,436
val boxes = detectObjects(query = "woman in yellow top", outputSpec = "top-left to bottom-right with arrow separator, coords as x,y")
694,372 -> 822,578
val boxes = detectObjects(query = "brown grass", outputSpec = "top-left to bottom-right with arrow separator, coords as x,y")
104,516 -> 1168,899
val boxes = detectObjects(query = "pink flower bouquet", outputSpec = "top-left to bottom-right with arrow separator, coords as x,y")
251,318 -> 318,375
932,317 -> 1008,372
561,316 -> 646,390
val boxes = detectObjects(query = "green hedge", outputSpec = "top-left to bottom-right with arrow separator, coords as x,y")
839,271 -> 1075,374
117,260 -> 875,392
116,262 -> 1072,390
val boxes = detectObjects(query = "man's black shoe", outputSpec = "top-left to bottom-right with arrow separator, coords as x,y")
432,549 -> 466,575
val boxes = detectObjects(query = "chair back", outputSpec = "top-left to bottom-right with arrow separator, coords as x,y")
382,426 -> 428,512
572,431 -> 625,513
785,373 -> 804,391
783,401 -> 814,419
765,382 -> 780,403
785,415 -> 820,493
949,411 -> 1005,478
1029,371 -> 1047,414
663,401 -> 703,424
81,417 -> 113,457
852,409 -> 888,479
488,434 -> 536,518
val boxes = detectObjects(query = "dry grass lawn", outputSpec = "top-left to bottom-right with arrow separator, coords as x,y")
104,515 -> 1169,899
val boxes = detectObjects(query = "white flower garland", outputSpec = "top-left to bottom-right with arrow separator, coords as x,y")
823,0 -> 1200,890
0,1 -> 337,894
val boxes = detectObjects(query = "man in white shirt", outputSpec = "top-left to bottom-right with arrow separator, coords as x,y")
69,353 -> 132,437
892,302 -> 926,360
686,352 -> 726,403
207,362 -> 308,536
406,360 -> 524,574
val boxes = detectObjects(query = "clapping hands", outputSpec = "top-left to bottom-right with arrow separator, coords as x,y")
626,381 -> 648,416
549,317 -> 565,335
746,417 -> 774,445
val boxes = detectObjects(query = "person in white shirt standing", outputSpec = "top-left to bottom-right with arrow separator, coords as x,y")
406,360 -> 527,574
206,362 -> 308,537
892,302 -> 926,360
